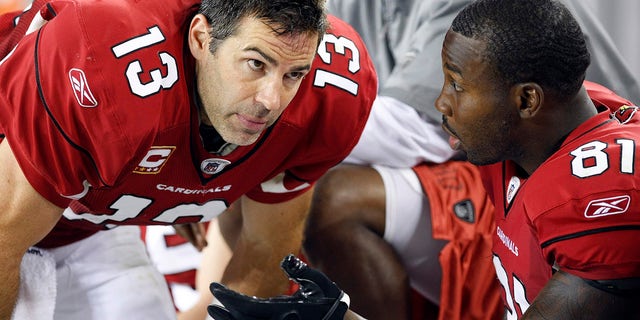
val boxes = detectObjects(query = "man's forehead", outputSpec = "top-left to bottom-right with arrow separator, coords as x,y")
237,16 -> 318,46
443,30 -> 488,72
233,17 -> 318,65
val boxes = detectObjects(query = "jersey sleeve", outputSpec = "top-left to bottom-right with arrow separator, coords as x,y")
0,0 -> 192,207
245,15 -> 378,204
0,1 -> 103,207
529,182 -> 640,280
525,112 -> 640,280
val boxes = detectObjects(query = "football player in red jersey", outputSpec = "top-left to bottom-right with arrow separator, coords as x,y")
303,0 -> 640,319
203,0 -> 640,318
435,0 -> 640,318
0,0 -> 377,318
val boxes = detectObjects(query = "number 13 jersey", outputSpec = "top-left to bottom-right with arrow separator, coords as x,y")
0,0 -> 377,247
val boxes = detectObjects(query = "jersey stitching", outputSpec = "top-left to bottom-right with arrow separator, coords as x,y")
540,225 -> 640,249
35,28 -> 111,187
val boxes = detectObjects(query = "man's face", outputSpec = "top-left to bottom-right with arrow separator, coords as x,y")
435,30 -> 520,165
191,16 -> 318,146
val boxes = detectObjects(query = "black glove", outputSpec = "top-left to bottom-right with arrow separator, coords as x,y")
207,254 -> 350,320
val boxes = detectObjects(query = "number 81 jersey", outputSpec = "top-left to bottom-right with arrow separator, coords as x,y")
481,85 -> 640,319
0,0 -> 377,247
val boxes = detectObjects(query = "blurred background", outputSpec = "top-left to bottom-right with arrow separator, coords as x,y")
583,0 -> 640,86
0,0 -> 29,14
1,0 -> 638,77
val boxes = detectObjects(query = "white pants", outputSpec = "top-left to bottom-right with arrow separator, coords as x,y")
16,226 -> 177,320
375,164 -> 446,305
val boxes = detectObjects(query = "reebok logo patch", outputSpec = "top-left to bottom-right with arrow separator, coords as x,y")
69,68 -> 98,108
584,195 -> 630,218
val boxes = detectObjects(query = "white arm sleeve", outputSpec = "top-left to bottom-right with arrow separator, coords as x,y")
344,96 -> 457,167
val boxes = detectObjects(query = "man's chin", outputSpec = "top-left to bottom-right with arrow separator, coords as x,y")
225,132 -> 261,147
466,154 -> 500,166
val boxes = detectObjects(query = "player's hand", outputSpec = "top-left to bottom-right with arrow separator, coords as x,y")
207,254 -> 350,320
172,223 -> 208,251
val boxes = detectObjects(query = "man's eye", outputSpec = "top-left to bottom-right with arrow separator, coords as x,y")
451,81 -> 462,92
248,59 -> 264,70
286,71 -> 305,81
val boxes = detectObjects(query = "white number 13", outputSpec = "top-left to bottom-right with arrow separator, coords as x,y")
313,34 -> 360,95
111,26 -> 179,98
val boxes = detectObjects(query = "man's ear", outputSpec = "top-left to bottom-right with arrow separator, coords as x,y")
513,83 -> 543,119
188,14 -> 210,60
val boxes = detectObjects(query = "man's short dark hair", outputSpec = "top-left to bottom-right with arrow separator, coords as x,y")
199,0 -> 328,53
452,0 -> 590,99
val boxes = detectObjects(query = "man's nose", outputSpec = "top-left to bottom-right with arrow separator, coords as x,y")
255,78 -> 284,112
434,91 -> 452,117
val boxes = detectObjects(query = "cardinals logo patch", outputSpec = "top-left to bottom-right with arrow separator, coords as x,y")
612,105 -> 638,124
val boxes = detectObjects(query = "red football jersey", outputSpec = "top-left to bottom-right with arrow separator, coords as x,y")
481,88 -> 640,318
0,0 -> 377,247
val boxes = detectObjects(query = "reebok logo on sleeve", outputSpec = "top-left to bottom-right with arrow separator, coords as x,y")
69,68 -> 98,108
584,195 -> 630,218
